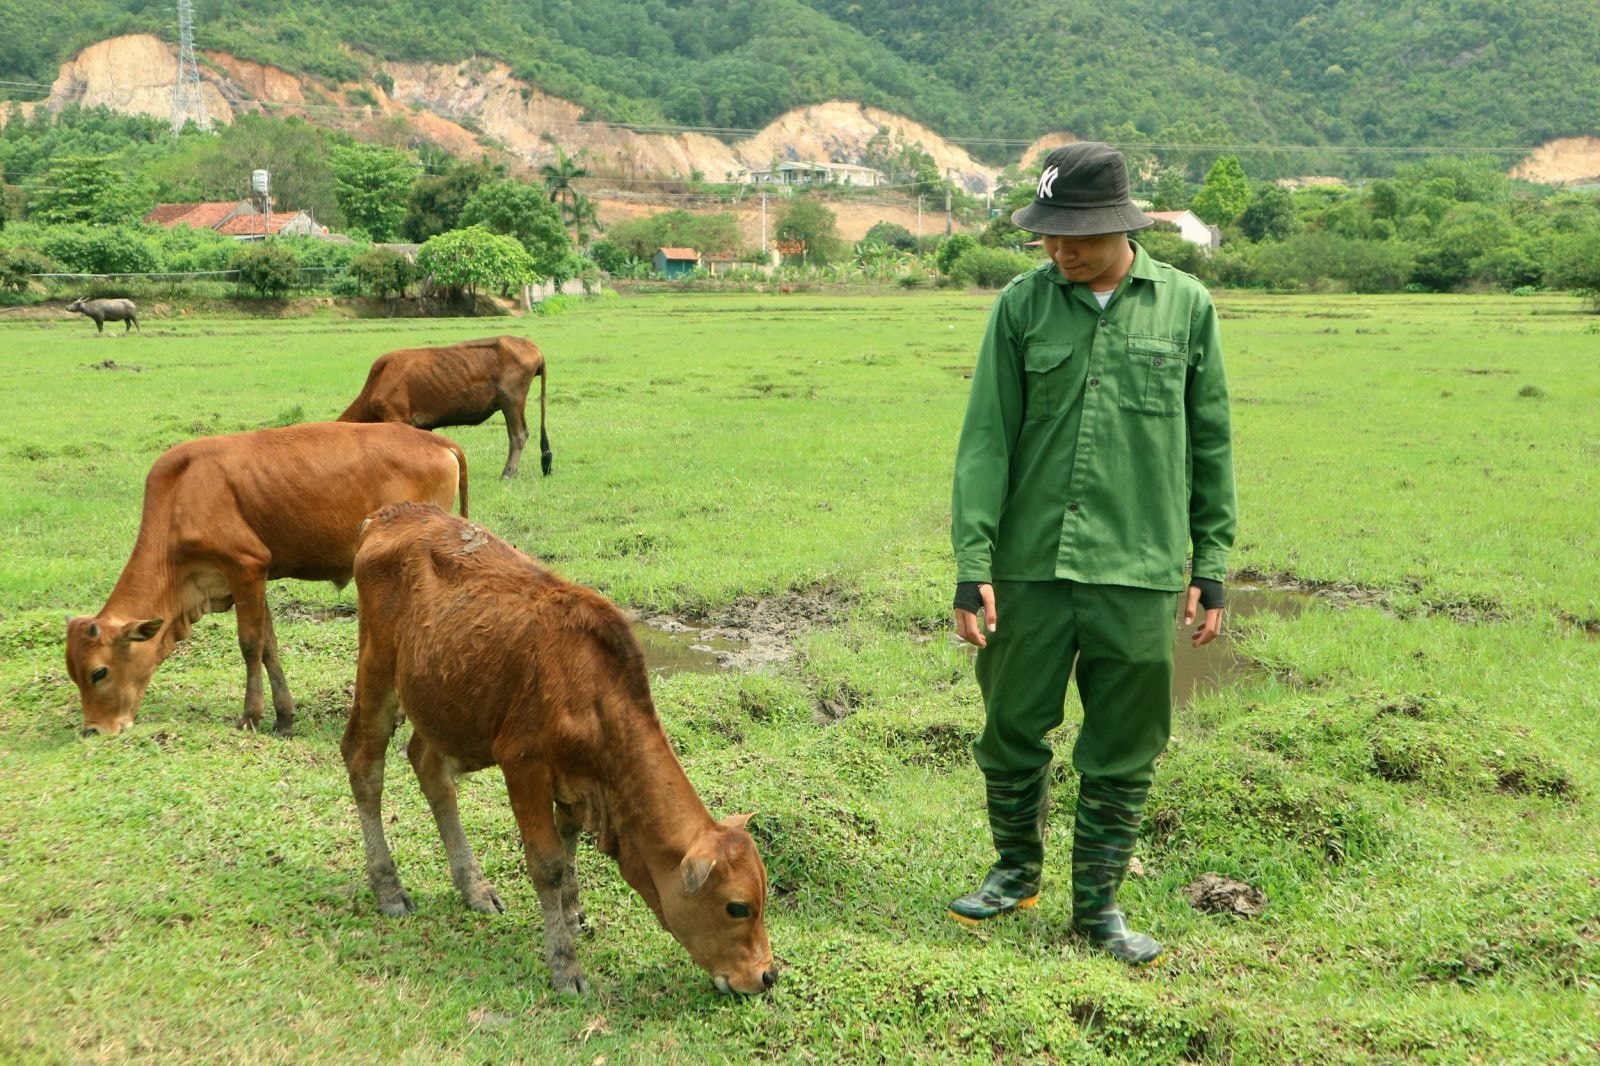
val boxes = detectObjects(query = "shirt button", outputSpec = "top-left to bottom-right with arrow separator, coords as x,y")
1068,502 -> 1080,512
1153,357 -> 1163,367
1098,318 -> 1108,327
1089,377 -> 1100,388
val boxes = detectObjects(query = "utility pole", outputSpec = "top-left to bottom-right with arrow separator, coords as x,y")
170,0 -> 211,135
760,192 -> 768,257
944,169 -> 954,236
916,194 -> 923,242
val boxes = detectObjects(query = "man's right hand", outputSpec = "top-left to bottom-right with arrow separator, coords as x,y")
953,582 -> 997,648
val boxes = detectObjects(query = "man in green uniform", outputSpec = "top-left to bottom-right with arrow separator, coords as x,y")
948,142 -> 1236,965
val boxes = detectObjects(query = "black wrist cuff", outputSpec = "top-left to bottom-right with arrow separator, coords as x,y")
1190,576 -> 1225,610
953,582 -> 984,613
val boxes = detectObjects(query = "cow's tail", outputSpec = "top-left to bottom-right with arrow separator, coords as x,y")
446,437 -> 470,519
338,360 -> 385,422
538,357 -> 552,476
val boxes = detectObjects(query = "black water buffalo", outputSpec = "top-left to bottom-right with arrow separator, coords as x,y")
66,297 -> 141,333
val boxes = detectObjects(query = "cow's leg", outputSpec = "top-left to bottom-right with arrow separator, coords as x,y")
408,733 -> 505,914
257,594 -> 297,736
555,806 -> 587,936
228,570 -> 273,732
502,758 -> 588,995
499,398 -> 529,479
341,650 -> 413,916
94,318 -> 104,333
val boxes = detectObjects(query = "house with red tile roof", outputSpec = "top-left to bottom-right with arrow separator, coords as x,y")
143,201 -> 327,240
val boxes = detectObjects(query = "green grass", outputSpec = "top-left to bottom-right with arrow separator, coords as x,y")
2,292 -> 1597,1063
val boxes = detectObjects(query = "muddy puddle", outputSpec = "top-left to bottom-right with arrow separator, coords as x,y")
634,587 -> 1309,703
632,619 -> 754,677
1172,586 -> 1306,706
631,591 -> 829,678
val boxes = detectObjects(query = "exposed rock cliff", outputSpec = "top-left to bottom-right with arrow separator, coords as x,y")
1511,136 -> 1600,185
41,35 -> 1002,194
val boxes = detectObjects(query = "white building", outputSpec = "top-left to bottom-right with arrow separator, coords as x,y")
1145,210 -> 1221,250
748,160 -> 886,188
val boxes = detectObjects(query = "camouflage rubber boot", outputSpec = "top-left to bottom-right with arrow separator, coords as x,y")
1071,776 -> 1163,965
949,765 -> 1050,924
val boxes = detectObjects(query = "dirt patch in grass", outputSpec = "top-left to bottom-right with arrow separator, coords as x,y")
275,600 -> 357,623
1232,569 -> 1390,611
634,587 -> 847,671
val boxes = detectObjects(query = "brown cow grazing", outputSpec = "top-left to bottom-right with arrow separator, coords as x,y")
338,335 -> 551,480
342,502 -> 775,996
65,423 -> 468,738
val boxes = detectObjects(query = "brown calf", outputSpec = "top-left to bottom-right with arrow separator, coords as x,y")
337,335 -> 551,480
65,423 -> 468,737
342,502 -> 774,996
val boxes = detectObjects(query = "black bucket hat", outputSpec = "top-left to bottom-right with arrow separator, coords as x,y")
1011,142 -> 1153,236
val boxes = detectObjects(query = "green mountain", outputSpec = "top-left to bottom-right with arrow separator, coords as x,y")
3,0 -> 1597,172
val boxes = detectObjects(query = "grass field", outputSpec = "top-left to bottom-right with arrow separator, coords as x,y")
2,291 -> 1597,1063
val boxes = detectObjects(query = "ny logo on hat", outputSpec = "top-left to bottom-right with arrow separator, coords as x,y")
1037,165 -> 1059,200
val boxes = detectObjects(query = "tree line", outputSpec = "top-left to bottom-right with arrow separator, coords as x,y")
3,107 -> 1599,307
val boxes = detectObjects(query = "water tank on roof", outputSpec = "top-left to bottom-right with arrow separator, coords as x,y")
250,169 -> 270,197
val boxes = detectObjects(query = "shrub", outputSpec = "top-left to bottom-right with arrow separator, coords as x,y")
1136,227 -> 1207,275
949,245 -> 1036,288
230,243 -> 301,297
0,247 -> 54,292
348,247 -> 414,298
935,233 -> 978,275
863,220 -> 917,252
24,225 -> 158,275
415,224 -> 537,302
1547,231 -> 1600,311
147,224 -> 238,274
586,239 -> 630,275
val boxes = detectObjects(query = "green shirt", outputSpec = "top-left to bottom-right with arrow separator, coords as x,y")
951,241 -> 1236,591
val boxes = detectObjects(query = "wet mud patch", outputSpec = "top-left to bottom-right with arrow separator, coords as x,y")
87,358 -> 143,372
632,587 -> 845,674
1231,569 -> 1391,612
276,601 -> 357,624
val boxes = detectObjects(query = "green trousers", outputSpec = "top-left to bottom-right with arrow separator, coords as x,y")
974,580 -> 1175,785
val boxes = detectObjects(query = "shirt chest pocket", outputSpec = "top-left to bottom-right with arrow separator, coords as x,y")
1022,342 -> 1075,421
1118,335 -> 1188,417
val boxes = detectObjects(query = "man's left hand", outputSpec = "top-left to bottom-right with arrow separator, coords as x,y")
1184,585 -> 1224,647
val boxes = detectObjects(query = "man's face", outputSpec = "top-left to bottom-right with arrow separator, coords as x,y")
1041,232 -> 1131,291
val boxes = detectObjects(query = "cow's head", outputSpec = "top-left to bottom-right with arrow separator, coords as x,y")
64,615 -> 165,736
65,297 -> 86,313
659,813 -> 776,995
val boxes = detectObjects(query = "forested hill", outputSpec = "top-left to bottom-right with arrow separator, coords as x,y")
5,0 -> 1599,170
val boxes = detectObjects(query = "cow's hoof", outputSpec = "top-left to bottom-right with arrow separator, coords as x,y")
272,721 -> 294,739
467,888 -> 506,914
566,909 -> 590,936
236,717 -> 262,733
551,971 -> 590,997
378,890 -> 416,917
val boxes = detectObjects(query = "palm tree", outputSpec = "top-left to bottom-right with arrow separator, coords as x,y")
540,148 -> 588,213
567,193 -> 600,249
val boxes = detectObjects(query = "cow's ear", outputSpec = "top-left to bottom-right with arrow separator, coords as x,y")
720,812 -> 754,833
680,853 -> 716,895
117,618 -> 164,643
